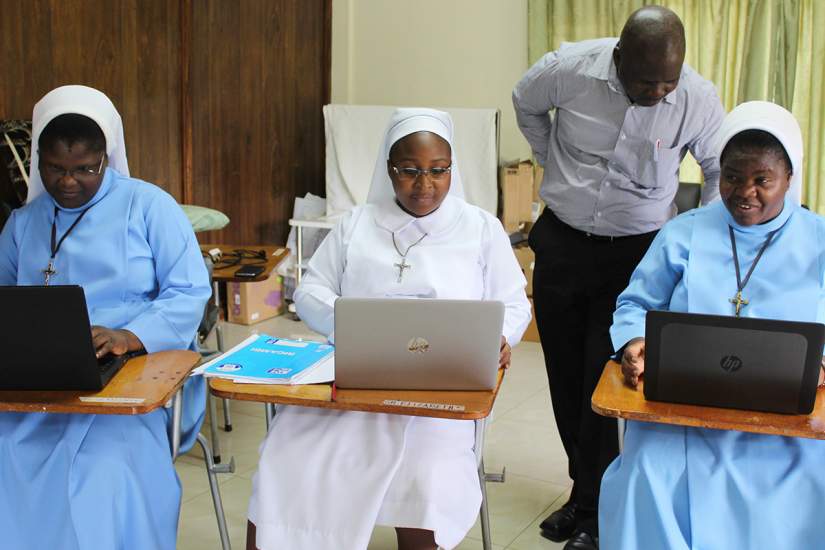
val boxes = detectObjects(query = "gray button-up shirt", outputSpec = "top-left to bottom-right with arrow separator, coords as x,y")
513,38 -> 724,236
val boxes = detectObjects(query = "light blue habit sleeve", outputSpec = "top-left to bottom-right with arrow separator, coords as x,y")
610,214 -> 692,351
121,191 -> 211,352
0,210 -> 20,285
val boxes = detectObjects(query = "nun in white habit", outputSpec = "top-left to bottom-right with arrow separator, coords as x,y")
247,108 -> 531,550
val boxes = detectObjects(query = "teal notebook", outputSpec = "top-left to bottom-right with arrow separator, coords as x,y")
202,334 -> 333,384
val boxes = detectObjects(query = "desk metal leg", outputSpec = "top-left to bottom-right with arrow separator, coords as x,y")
214,322 -> 233,433
208,392 -> 222,464
264,403 -> 276,430
170,389 -> 183,462
214,316 -> 225,351
617,418 -> 626,453
478,456 -> 492,550
474,418 -> 504,550
222,398 -> 233,432
208,304 -> 225,462
195,433 -> 235,550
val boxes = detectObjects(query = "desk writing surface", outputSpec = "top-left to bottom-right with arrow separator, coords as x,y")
592,360 -> 825,440
199,244 -> 289,283
209,369 -> 505,420
0,351 -> 200,416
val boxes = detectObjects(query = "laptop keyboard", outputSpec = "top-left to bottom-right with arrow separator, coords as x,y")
97,350 -> 146,373
97,354 -> 119,373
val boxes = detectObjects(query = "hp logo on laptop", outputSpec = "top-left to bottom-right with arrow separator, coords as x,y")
407,337 -> 430,354
720,355 -> 743,373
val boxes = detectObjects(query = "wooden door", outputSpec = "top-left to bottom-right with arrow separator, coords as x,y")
0,0 -> 183,198
187,0 -> 331,244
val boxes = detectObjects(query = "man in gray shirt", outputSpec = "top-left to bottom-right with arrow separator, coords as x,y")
513,7 -> 723,550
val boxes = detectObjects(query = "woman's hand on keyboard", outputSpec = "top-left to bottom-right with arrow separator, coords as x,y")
621,337 -> 645,389
91,326 -> 143,358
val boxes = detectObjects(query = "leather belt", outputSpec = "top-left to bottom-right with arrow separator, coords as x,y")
543,209 -> 654,243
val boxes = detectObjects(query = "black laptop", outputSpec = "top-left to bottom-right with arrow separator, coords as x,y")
0,285 -> 136,391
644,310 -> 825,414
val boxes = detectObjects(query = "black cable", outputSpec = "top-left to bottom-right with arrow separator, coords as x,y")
212,248 -> 267,270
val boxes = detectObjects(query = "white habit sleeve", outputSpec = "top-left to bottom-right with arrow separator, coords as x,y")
293,211 -> 355,340
481,214 -> 532,346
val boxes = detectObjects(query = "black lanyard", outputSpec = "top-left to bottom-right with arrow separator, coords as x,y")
728,225 -> 777,316
50,205 -> 94,262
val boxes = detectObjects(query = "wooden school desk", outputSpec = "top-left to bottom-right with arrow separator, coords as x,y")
0,351 -> 234,549
209,369 -> 507,550
0,350 -> 200,459
0,351 -> 229,550
592,360 -> 825,441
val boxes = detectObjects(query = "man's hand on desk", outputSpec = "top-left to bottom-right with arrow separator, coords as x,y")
91,326 -> 144,358
621,337 -> 645,389
500,336 -> 512,369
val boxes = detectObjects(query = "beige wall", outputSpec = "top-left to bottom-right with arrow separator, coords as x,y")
331,0 -> 533,162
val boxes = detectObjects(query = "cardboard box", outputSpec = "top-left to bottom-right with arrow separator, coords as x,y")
500,160 -> 534,233
227,273 -> 284,325
512,245 -> 534,297
523,298 -> 540,342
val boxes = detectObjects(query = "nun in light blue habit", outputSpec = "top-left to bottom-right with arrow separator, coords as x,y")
599,100 -> 825,549
0,85 -> 211,550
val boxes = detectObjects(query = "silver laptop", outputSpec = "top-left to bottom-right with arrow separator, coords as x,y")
645,310 -> 825,414
334,298 -> 505,390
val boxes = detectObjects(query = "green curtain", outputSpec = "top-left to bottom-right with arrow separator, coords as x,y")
791,0 -> 825,211
527,0 -> 823,209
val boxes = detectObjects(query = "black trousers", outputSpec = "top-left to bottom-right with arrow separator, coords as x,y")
529,208 -> 657,521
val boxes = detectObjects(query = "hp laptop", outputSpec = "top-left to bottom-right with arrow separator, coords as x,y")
0,285 -> 134,391
334,298 -> 505,390
644,310 -> 825,414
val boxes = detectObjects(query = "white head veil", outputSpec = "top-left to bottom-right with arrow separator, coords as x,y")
366,108 -> 465,205
715,100 -> 803,205
26,85 -> 129,203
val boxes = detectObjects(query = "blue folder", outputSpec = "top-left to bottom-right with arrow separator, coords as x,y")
203,334 -> 333,384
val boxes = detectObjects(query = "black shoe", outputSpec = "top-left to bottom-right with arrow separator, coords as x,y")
539,501 -> 578,542
563,530 -> 599,550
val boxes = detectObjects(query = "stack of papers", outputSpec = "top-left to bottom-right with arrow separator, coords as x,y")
197,334 -> 334,384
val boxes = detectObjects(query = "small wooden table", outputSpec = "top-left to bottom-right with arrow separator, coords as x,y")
199,243 -> 289,283
592,360 -> 825,440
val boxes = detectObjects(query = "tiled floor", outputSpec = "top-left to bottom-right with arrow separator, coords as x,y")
176,315 -> 570,550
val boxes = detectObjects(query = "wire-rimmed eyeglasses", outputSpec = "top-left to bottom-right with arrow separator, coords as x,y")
40,153 -> 107,182
391,164 -> 452,183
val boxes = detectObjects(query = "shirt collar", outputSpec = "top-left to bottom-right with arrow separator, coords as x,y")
719,195 -> 795,236
372,194 -> 463,236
